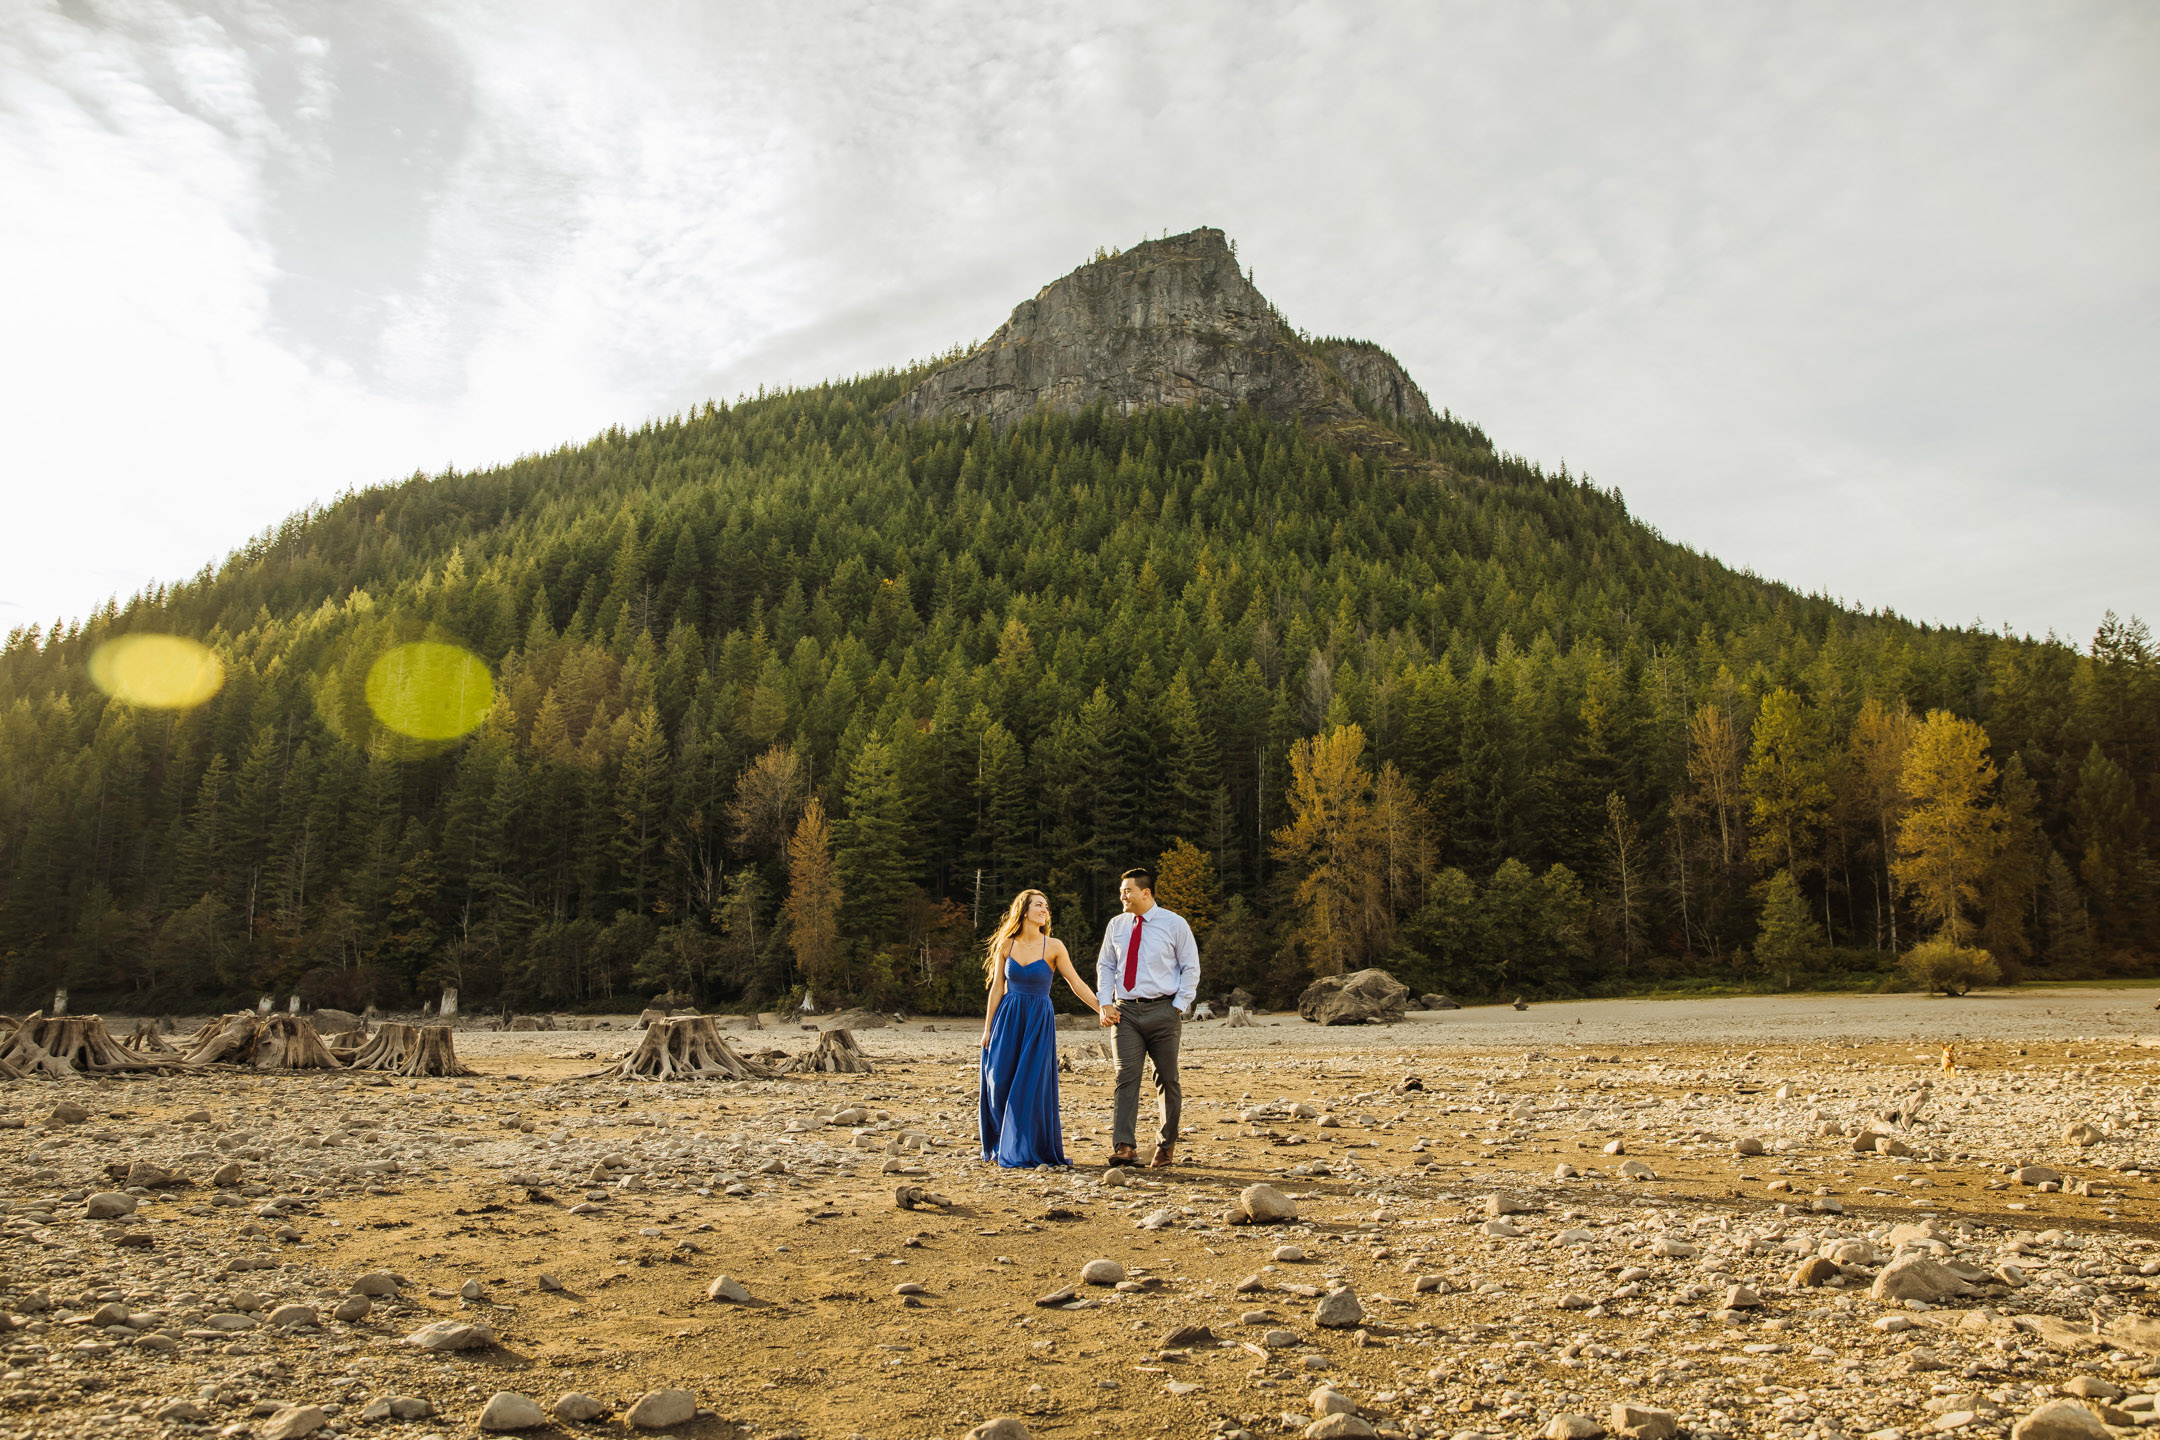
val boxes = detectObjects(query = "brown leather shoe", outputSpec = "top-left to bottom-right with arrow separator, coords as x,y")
1149,1142 -> 1175,1168
1107,1145 -> 1137,1167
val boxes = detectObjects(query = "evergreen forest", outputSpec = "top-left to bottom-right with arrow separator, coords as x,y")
2,369 -> 2154,1016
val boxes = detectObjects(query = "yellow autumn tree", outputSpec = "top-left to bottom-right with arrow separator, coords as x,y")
784,798 -> 844,997
1154,838 -> 1220,944
1272,725 -> 1386,975
1893,711 -> 2001,945
1847,696 -> 1917,950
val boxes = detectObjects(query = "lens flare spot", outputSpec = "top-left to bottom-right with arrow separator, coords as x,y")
88,634 -> 225,709
364,642 -> 494,741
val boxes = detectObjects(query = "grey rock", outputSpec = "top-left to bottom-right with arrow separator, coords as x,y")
1240,1184 -> 1298,1223
1314,1286 -> 1364,1329
554,1393 -> 606,1421
477,1391 -> 548,1431
1303,1416 -> 1378,1439
84,1192 -> 136,1219
1793,1256 -> 1841,1287
2017,1164 -> 2065,1186
266,1303 -> 316,1328
2011,1400 -> 2112,1439
1310,1384 -> 1356,1415
962,1420 -> 1034,1440
706,1275 -> 750,1303
1871,1254 -> 1972,1304
1608,1403 -> 1679,1439
361,1397 -> 433,1421
404,1319 -> 496,1351
350,1271 -> 399,1296
883,230 -> 1432,446
1080,1258 -> 1126,1285
259,1405 -> 328,1440
1544,1417 -> 1607,1440
624,1388 -> 696,1428
1297,969 -> 1412,1026
49,1102 -> 90,1124
332,1294 -> 370,1322
2063,1377 -> 2124,1400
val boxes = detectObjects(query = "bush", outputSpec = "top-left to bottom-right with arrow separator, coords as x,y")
1899,938 -> 2001,996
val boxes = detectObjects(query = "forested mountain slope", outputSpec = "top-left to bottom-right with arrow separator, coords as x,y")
1,245 -> 2152,1015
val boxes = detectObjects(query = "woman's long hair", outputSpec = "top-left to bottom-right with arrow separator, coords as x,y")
983,889 -> 1051,979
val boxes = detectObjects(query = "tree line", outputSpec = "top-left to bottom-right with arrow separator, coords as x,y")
1,372 -> 2152,1014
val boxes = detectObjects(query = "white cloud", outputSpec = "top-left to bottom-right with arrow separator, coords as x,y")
1,0 -> 2153,640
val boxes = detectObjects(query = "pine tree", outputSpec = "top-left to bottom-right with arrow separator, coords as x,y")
1754,868 -> 1824,985
836,738 -> 909,947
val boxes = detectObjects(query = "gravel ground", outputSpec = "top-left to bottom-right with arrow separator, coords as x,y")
6,987 -> 2160,1440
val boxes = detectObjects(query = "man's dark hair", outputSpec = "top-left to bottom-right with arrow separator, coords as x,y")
1121,867 -> 1155,892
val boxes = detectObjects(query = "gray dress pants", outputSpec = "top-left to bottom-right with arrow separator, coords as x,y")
1112,995 -> 1183,1150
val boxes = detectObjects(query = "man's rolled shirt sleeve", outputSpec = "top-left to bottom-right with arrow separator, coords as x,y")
1097,921 -> 1120,1004
1172,913 -> 1200,1012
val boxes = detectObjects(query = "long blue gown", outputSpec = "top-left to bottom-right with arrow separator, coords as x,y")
979,948 -> 1068,1168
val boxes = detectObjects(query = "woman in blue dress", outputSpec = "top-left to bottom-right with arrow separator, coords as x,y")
978,889 -> 1104,1168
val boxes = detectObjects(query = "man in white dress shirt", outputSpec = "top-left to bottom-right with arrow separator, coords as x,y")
1096,866 -> 1200,1168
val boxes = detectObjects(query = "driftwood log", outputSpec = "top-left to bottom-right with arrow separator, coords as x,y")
591,1016 -> 774,1081
783,1027 -> 873,1075
0,1012 -> 162,1075
347,1023 -> 473,1077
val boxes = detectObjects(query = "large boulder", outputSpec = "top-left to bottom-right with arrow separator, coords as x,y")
821,1008 -> 891,1031
1297,969 -> 1410,1026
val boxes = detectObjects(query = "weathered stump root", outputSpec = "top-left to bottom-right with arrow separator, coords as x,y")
250,1014 -> 343,1069
590,1016 -> 773,1080
783,1027 -> 873,1075
126,1022 -> 178,1054
180,1013 -> 266,1066
347,1023 -> 472,1077
0,1012 -> 163,1075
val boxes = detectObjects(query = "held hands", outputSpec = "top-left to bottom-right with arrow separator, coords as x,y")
1098,1004 -> 1121,1027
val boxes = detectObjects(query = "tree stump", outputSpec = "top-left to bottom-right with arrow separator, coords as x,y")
126,1022 -> 179,1053
180,1013 -> 267,1066
251,1014 -> 343,1069
783,1027 -> 873,1075
347,1023 -> 473,1076
590,1016 -> 775,1081
0,1012 -> 162,1074
323,1020 -> 371,1063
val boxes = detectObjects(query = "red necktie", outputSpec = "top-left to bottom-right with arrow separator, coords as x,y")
1122,914 -> 1145,995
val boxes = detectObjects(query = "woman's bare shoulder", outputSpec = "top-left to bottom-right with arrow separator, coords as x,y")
1048,937 -> 1074,960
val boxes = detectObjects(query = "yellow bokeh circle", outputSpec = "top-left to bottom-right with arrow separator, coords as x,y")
88,634 -> 225,710
364,643 -> 494,741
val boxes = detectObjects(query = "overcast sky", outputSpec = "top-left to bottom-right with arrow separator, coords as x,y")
3,1 -> 2155,645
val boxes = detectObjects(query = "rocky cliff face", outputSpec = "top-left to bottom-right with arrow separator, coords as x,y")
884,228 -> 1433,446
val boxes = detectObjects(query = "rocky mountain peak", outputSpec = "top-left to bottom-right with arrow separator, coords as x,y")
884,227 -> 1434,445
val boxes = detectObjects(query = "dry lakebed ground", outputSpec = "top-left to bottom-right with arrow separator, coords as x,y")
9,988 -> 2160,1440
